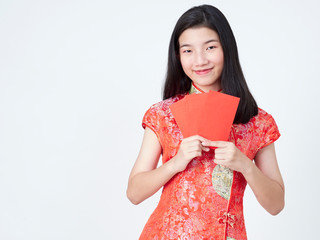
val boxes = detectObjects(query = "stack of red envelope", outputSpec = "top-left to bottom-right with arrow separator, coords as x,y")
170,91 -> 240,142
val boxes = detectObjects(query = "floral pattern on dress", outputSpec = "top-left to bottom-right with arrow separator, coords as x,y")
140,94 -> 280,240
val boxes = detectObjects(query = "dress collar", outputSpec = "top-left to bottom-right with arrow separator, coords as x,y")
189,83 -> 204,94
189,82 -> 222,94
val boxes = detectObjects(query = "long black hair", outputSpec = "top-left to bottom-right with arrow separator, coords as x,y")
163,5 -> 258,124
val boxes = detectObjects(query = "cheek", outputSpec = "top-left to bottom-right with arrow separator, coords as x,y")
180,57 -> 192,73
215,51 -> 224,66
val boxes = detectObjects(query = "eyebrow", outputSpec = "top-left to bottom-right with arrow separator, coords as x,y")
180,39 -> 219,48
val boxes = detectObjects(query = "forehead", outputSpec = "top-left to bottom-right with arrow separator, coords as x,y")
179,27 -> 220,45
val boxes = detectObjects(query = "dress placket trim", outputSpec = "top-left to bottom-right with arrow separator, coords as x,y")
223,127 -> 237,240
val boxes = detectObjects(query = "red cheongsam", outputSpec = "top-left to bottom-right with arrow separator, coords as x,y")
139,91 -> 280,240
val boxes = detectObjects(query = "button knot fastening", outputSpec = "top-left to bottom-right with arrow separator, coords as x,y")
217,211 -> 236,228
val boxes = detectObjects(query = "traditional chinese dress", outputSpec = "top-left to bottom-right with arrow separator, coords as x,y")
139,86 -> 280,240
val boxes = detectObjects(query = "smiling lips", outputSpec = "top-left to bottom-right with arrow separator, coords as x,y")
194,68 -> 213,75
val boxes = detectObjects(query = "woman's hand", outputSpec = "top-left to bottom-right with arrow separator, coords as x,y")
203,141 -> 285,215
203,141 -> 252,174
171,135 -> 210,173
127,131 -> 210,205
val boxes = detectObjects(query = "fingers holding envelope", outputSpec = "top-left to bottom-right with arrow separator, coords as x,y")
202,141 -> 251,173
172,135 -> 210,172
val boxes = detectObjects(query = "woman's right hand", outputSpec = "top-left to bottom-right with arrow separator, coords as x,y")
171,135 -> 210,173
127,130 -> 209,205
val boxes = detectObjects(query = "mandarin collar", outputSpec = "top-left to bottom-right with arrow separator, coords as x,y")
189,83 -> 204,94
189,82 -> 222,94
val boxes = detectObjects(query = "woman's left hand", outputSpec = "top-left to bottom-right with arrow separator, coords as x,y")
203,141 -> 252,174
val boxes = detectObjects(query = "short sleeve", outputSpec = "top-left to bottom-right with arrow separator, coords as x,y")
258,114 -> 281,151
142,106 -> 161,142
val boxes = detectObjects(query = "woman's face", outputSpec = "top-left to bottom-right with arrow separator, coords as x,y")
178,27 -> 224,92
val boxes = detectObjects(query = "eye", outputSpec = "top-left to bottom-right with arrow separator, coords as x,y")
207,46 -> 216,50
183,49 -> 192,53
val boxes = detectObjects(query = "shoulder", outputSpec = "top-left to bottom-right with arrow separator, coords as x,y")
233,108 -> 280,156
142,94 -> 185,128
248,107 -> 280,136
234,108 -> 279,134
145,94 -> 185,117
249,108 -> 274,124
252,108 -> 275,122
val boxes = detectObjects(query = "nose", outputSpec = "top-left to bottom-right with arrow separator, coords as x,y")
194,51 -> 208,66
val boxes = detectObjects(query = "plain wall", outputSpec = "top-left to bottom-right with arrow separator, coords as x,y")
0,0 -> 319,239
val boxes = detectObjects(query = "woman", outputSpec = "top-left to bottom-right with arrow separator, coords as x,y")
127,5 -> 284,240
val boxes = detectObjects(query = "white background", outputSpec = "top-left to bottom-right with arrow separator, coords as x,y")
0,0 -> 319,239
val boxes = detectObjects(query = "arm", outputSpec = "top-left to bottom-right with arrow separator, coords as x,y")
204,141 -> 285,215
246,143 -> 285,215
126,127 -> 174,205
127,127 -> 209,205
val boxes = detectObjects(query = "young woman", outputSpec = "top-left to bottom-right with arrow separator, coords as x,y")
127,5 -> 284,240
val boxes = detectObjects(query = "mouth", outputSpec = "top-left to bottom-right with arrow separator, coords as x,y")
194,68 -> 213,75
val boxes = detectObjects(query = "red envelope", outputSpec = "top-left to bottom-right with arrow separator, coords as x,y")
169,91 -> 240,141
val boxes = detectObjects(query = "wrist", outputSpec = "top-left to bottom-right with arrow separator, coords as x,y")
241,157 -> 255,176
165,156 -> 181,175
